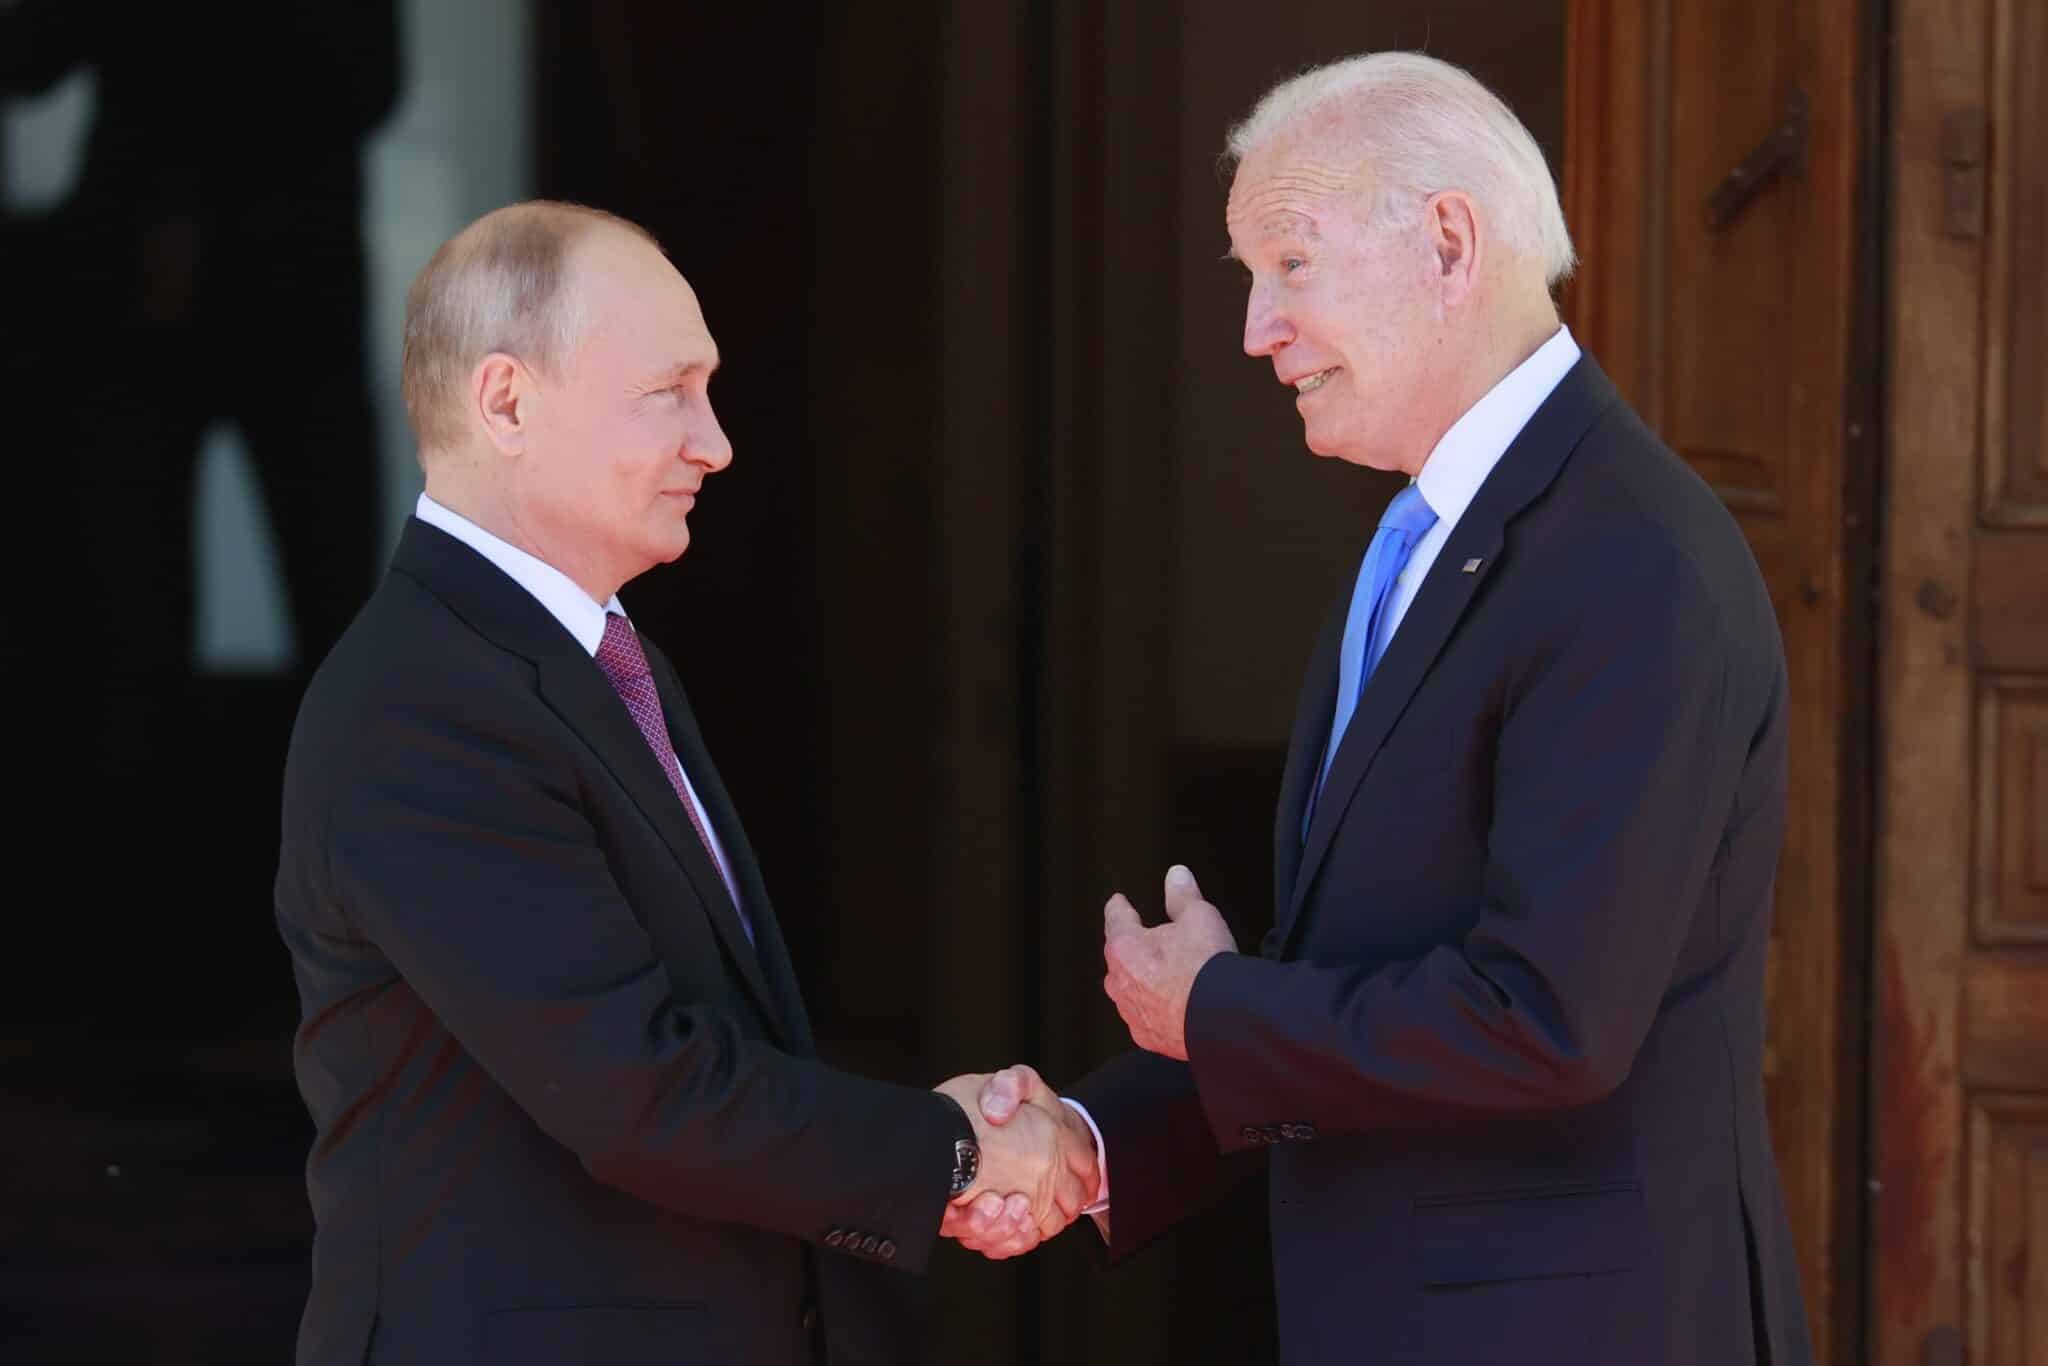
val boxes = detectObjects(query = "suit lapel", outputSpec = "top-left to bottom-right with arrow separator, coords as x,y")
1285,520 -> 1501,944
643,646 -> 817,1057
1278,355 -> 1623,952
534,655 -> 788,1041
391,519 -> 788,1041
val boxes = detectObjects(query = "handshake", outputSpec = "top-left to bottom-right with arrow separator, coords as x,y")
928,863 -> 1242,1259
932,1065 -> 1098,1260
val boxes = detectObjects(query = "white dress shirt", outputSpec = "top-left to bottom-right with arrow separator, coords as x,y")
1066,326 -> 1583,1224
414,493 -> 744,911
1387,325 -> 1581,632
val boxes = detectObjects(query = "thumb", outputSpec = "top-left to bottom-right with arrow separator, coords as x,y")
978,1064 -> 1044,1124
1161,864 -> 1205,921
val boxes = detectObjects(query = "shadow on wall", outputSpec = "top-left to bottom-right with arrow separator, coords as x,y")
0,2 -> 531,1361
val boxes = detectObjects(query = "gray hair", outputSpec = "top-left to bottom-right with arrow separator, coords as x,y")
1224,52 -> 1576,287
401,200 -> 660,454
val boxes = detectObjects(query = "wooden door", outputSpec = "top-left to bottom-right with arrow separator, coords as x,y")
1876,0 -> 2048,1362
1563,1 -> 1874,1360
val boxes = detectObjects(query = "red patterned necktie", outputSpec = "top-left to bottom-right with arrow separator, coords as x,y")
594,612 -> 748,931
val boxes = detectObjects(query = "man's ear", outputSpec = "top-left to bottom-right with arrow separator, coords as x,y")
473,352 -> 532,456
1426,190 -> 1482,308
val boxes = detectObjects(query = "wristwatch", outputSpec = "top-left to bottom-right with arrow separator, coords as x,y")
949,1135 -> 980,1196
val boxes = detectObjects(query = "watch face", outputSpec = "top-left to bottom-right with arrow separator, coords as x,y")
951,1137 -> 980,1194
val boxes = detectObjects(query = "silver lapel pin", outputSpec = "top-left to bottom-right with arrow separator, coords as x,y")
1461,557 -> 1483,574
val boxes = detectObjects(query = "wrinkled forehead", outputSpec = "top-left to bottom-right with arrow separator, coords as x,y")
1225,125 -> 1372,247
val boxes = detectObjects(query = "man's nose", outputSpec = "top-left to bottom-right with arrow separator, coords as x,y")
692,407 -> 734,472
1243,290 -> 1293,357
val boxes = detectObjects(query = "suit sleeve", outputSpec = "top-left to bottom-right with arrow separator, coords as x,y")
1183,539 -> 1753,1147
317,693 -> 970,1270
1066,1049 -> 1265,1261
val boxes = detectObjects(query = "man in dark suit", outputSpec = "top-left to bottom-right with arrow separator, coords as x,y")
274,201 -> 1097,1366
962,52 -> 1815,1365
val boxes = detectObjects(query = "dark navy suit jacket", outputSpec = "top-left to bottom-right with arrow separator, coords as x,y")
1073,357 -> 1815,1365
275,521 -> 969,1365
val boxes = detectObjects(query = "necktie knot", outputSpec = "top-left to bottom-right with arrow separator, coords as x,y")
596,612 -> 652,689
1380,483 -> 1438,539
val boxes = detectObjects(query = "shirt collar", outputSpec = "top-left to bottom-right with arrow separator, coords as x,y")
1413,324 -> 1581,524
415,493 -> 626,657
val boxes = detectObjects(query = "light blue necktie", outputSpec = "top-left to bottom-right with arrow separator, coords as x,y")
1305,483 -> 1439,833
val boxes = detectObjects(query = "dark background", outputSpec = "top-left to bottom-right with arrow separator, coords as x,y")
0,2 -> 1563,1360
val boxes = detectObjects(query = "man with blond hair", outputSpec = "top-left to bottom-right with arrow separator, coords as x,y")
961,52 -> 1814,1365
274,201 -> 1094,1366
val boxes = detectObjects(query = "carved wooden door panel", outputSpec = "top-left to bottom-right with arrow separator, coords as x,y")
1562,0 -> 1869,1358
1878,0 -> 2048,1362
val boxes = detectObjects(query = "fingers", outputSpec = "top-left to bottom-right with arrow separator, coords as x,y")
939,1189 -> 1007,1239
1103,892 -> 1144,942
1161,864 -> 1203,920
942,1189 -> 1043,1259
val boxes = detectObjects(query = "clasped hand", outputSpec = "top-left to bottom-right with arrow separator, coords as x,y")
932,1066 -> 1097,1258
933,865 -> 1236,1260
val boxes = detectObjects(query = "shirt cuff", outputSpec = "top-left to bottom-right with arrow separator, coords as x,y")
1060,1097 -> 1110,1213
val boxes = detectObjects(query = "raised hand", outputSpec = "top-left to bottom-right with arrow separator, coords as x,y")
933,1066 -> 1097,1259
1102,865 -> 1238,1060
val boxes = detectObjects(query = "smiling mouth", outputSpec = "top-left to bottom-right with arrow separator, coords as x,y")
1294,368 -> 1338,395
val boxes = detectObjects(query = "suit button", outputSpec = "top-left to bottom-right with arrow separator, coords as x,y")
879,1239 -> 897,1260
824,1229 -> 846,1247
1241,1124 -> 1263,1145
1295,1122 -> 1317,1140
860,1235 -> 881,1255
1263,1124 -> 1284,1144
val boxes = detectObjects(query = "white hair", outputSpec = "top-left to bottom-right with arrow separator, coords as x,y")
400,200 -> 658,455
1225,52 -> 1576,287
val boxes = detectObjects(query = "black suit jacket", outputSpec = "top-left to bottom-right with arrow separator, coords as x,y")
1073,357 -> 1815,1365
275,520 -> 969,1366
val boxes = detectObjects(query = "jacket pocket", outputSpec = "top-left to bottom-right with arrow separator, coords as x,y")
1413,1180 -> 1645,1287
482,1302 -> 728,1365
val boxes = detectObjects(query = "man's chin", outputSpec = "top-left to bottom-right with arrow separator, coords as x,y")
652,525 -> 692,564
1301,423 -> 1355,461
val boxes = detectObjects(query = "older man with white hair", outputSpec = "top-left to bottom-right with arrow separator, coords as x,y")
964,51 -> 1815,1366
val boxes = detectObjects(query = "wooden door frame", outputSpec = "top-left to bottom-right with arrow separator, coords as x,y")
1875,0 -> 2048,1362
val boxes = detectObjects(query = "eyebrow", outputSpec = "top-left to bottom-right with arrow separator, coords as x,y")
642,358 -> 720,390
1222,213 -> 1319,263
